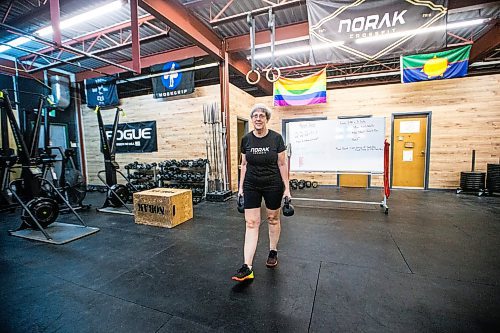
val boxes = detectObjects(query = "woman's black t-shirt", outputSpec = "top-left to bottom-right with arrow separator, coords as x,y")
241,129 -> 286,191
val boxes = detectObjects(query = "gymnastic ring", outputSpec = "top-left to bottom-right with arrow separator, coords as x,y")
266,67 -> 281,82
246,69 -> 261,85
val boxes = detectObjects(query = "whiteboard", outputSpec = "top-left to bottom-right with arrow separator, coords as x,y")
288,117 -> 385,173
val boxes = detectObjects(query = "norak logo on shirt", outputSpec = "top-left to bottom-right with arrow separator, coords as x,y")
250,147 -> 270,155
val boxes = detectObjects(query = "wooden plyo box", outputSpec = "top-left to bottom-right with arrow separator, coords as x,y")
133,188 -> 193,228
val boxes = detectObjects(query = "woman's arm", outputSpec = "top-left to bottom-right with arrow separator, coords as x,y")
277,151 -> 291,199
238,153 -> 247,196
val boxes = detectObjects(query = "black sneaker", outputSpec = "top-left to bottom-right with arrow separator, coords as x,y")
266,250 -> 278,268
232,264 -> 254,282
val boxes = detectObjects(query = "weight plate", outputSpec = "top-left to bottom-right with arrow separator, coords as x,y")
108,184 -> 130,207
22,197 -> 59,228
460,172 -> 485,190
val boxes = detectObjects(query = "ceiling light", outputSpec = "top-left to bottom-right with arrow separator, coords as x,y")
36,0 -> 123,36
250,41 -> 344,60
0,36 -> 32,53
0,1 -> 123,54
356,18 -> 488,44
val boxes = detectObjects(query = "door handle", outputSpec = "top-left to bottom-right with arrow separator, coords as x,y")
421,150 -> 425,155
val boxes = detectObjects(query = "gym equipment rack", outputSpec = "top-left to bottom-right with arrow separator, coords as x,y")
158,159 -> 208,204
125,162 -> 158,191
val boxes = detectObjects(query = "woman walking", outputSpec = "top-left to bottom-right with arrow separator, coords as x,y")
232,104 -> 290,282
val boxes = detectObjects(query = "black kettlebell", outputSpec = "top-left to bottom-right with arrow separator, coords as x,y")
282,196 -> 294,217
237,195 -> 245,214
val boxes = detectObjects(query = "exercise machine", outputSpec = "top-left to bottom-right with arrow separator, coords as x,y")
35,98 -> 89,209
0,101 -> 17,212
0,89 -> 88,241
95,106 -> 137,214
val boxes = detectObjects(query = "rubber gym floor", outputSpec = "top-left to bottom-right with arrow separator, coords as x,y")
0,188 -> 499,333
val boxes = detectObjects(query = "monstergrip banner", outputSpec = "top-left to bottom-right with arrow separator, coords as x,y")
151,58 -> 195,98
85,76 -> 119,107
104,121 -> 157,153
307,0 -> 448,64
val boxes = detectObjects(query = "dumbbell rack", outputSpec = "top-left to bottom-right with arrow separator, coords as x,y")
125,162 -> 158,192
158,159 -> 209,205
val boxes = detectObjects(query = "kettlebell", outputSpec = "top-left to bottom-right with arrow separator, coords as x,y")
282,196 -> 295,217
237,195 -> 245,214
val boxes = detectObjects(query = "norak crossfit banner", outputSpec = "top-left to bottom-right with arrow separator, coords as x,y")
151,58 -> 195,98
85,76 -> 119,108
104,121 -> 157,153
307,0 -> 448,64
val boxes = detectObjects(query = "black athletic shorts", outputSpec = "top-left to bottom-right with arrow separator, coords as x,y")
243,188 -> 284,210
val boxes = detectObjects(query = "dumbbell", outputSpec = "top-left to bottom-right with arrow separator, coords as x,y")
237,195 -> 245,213
282,197 -> 294,217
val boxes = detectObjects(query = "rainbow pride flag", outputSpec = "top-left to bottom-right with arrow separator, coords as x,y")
274,68 -> 327,106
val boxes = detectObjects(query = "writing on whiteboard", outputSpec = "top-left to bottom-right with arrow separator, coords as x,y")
336,145 -> 382,151
288,117 -> 385,172
337,119 -> 380,142
294,122 -> 319,144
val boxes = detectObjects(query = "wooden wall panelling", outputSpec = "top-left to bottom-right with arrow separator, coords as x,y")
254,74 -> 500,189
82,74 -> 499,190
83,85 -> 221,184
228,85 -> 256,191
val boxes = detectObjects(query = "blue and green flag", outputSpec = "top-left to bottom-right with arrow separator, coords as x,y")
401,45 -> 472,83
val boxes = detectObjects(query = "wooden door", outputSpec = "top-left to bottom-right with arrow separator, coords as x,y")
393,115 -> 428,188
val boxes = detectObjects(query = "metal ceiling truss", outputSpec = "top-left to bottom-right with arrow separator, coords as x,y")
0,39 -> 113,78
18,14 -> 156,62
0,21 -> 136,73
14,16 -> 169,74
139,0 -> 273,94
1,0 -> 496,94
76,45 -> 209,81
1,0 -> 49,26
21,32 -> 168,74
234,20 -> 498,84
1,1 -> 15,24
209,0 -> 306,26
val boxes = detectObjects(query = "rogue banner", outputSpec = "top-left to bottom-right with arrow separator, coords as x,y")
104,121 -> 157,153
151,58 -> 195,99
307,0 -> 448,64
